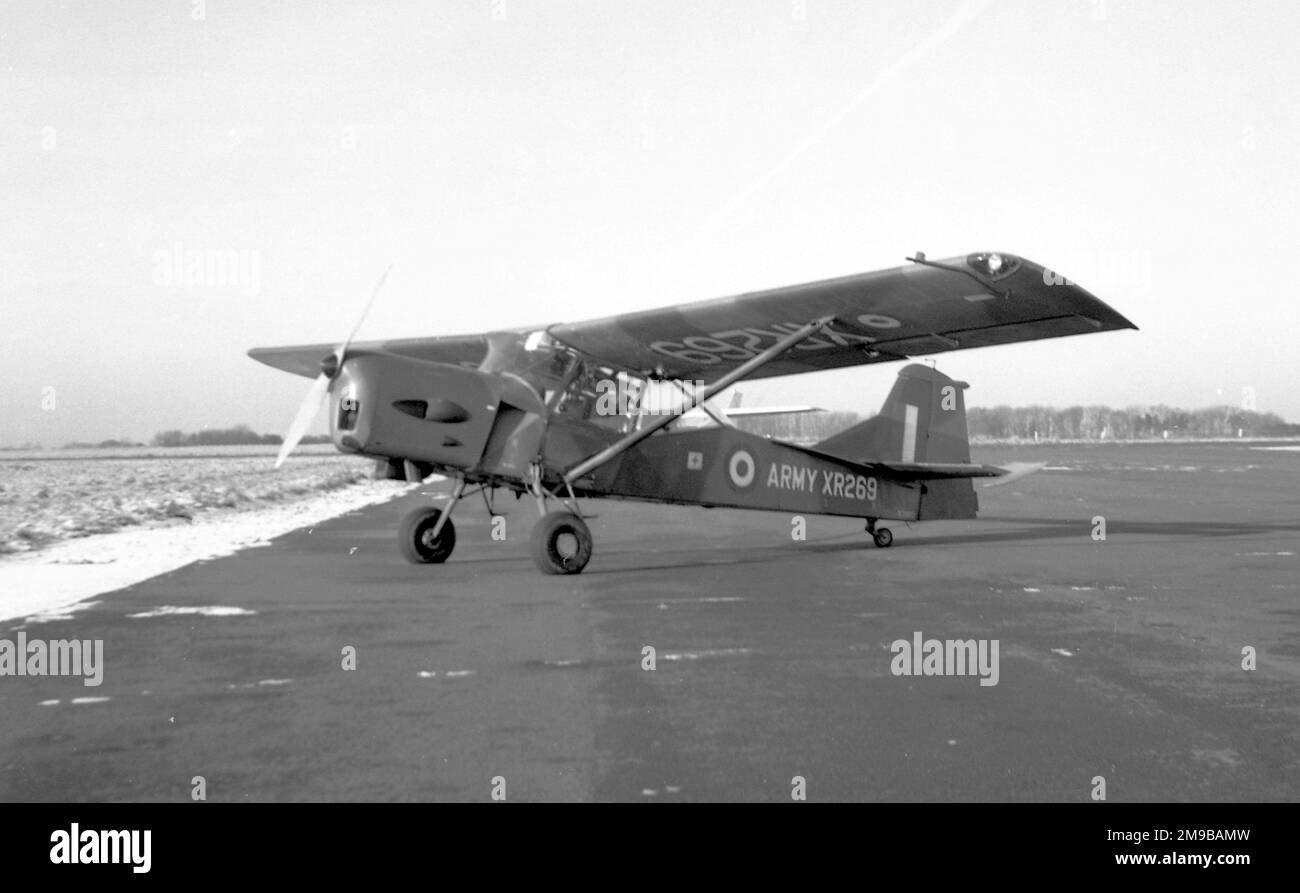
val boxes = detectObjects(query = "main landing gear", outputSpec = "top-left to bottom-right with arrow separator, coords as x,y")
399,478 -> 466,564
398,472 -> 595,575
526,464 -> 593,575
866,518 -> 893,549
530,511 -> 593,575
399,507 -> 457,563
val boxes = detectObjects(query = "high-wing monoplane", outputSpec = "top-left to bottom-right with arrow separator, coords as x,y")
250,252 -> 1135,574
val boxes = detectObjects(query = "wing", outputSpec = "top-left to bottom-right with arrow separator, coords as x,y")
248,334 -> 492,379
547,253 -> 1136,382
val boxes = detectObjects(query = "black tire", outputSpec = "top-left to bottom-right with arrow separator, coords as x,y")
399,507 -> 456,564
530,511 -> 593,575
872,527 -> 893,549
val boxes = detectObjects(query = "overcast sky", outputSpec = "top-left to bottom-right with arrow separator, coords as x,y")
2,0 -> 1297,446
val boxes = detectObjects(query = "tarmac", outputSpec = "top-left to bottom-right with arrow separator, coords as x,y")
1,442 -> 1296,801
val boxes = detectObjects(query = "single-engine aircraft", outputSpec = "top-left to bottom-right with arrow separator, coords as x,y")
250,252 -> 1135,575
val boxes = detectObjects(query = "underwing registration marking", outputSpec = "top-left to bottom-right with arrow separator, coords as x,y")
649,316 -> 901,366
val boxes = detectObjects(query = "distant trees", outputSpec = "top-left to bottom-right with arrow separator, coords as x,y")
966,405 -> 1300,441
148,425 -> 332,447
151,425 -> 275,447
735,404 -> 1299,443
62,438 -> 145,449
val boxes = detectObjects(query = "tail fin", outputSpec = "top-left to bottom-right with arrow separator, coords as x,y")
815,364 -> 972,464
814,364 -> 979,519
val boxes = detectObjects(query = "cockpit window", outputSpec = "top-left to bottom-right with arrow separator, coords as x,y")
555,365 -> 647,432
479,330 -> 574,393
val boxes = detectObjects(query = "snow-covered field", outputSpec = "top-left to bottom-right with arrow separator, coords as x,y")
0,445 -> 415,623
0,444 -> 378,555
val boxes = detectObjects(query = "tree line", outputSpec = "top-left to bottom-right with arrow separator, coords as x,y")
966,405 -> 1300,440
148,425 -> 331,447
736,405 -> 1299,442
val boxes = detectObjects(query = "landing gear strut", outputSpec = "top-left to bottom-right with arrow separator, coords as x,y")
866,518 -> 893,549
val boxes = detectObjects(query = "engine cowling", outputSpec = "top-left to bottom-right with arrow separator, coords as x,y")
331,354 -> 502,472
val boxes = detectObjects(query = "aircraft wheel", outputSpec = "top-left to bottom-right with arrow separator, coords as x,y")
399,507 -> 456,564
872,527 -> 893,549
531,511 -> 592,575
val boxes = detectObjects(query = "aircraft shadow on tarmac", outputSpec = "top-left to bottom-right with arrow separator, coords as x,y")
555,515 -> 1300,576
429,512 -> 1300,578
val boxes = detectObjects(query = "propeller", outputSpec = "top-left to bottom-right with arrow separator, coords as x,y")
275,263 -> 393,468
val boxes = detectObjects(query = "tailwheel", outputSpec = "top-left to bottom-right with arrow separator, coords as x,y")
872,527 -> 893,548
399,507 -> 457,564
530,510 -> 593,575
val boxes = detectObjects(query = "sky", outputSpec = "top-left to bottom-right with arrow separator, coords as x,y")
2,0 -> 1298,446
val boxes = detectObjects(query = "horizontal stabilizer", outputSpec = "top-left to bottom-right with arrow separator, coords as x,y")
863,460 -> 1006,481
781,440 -> 1005,482
980,461 -> 1046,488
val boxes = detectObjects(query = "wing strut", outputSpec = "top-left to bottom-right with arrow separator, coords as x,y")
563,316 -> 835,485
670,378 -> 734,428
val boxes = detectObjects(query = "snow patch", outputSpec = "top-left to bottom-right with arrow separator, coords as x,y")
661,648 -> 753,662
129,605 -> 256,619
227,678 -> 293,690
0,481 -> 409,623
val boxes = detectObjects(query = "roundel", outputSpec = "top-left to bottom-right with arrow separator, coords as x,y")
727,449 -> 756,489
856,313 -> 902,329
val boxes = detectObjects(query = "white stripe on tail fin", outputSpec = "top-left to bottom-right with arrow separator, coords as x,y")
902,404 -> 919,462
